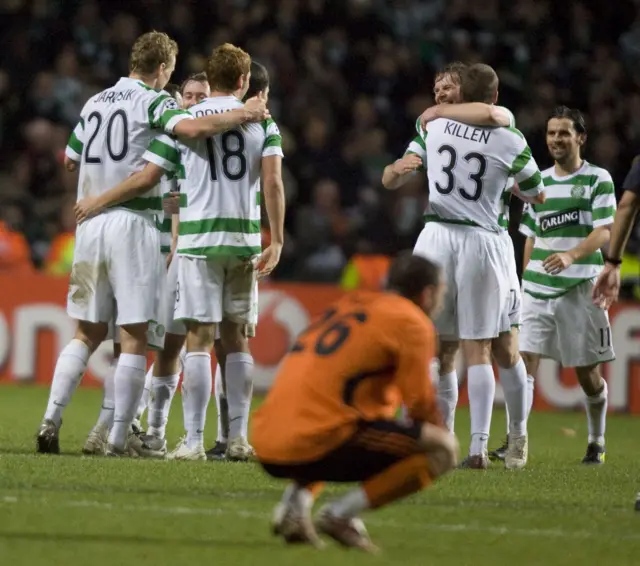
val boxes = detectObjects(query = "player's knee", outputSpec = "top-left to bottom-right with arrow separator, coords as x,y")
461,339 -> 492,366
119,323 -> 149,355
219,319 -> 248,354
418,423 -> 459,477
186,323 -> 216,352
492,335 -> 519,369
74,321 -> 108,352
575,364 -> 603,397
438,340 -> 459,373
155,333 -> 185,375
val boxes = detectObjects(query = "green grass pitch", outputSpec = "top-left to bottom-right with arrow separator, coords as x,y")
1,385 -> 639,565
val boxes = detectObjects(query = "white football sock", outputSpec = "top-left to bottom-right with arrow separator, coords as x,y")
499,359 -> 527,437
44,339 -> 90,426
108,354 -> 147,450
225,352 -> 254,440
183,352 -> 212,450
214,364 -> 228,443
526,374 -> 535,417
147,373 -> 180,439
437,371 -> 458,433
95,358 -> 116,429
468,364 -> 495,455
178,345 -> 187,371
135,364 -> 154,421
328,487 -> 370,519
585,380 -> 607,445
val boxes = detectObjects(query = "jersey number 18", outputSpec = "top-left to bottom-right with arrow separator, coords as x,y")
205,131 -> 247,182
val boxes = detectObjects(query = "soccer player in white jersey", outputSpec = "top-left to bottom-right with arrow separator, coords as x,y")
206,61 -> 271,462
37,32 -> 270,456
414,64 -> 545,469
519,107 -> 616,464
92,43 -> 285,460
384,63 -> 533,469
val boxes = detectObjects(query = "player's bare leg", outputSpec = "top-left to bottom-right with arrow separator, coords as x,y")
576,363 -> 607,464
491,329 -> 529,469
83,341 -> 119,455
316,424 -> 459,552
37,320 -> 108,454
206,339 -> 230,460
459,339 -> 493,469
220,319 -> 255,461
167,322 -> 214,461
106,323 -> 149,456
135,332 -> 185,458
437,339 -> 460,433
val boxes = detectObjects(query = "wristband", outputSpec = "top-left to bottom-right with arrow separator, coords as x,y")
604,256 -> 622,266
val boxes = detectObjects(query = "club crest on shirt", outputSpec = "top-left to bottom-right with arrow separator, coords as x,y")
570,183 -> 585,198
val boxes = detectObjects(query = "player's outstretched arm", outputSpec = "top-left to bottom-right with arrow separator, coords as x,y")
74,163 -> 165,223
420,103 -> 512,129
382,154 -> 423,189
173,96 -> 271,140
257,155 -> 285,277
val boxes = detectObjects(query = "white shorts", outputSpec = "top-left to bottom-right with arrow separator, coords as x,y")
413,222 -> 511,340
519,279 -> 615,368
175,255 -> 257,325
68,210 -> 164,327
213,281 -> 258,340
501,231 -> 522,329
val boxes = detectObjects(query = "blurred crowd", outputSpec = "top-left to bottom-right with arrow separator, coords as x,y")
1,0 -> 640,284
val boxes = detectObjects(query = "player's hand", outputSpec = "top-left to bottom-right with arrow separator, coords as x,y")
74,197 -> 102,224
592,263 -> 621,309
419,105 -> 440,130
542,252 -> 574,275
162,191 -> 181,215
243,93 -> 270,123
391,154 -> 423,176
256,243 -> 282,278
165,250 -> 174,269
64,155 -> 78,173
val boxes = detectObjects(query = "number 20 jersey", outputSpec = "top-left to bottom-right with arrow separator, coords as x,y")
144,95 -> 283,258
420,119 -> 544,232
65,77 -> 191,221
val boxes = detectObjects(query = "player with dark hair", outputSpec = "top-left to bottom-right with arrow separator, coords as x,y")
252,253 -> 457,552
518,106 -> 616,464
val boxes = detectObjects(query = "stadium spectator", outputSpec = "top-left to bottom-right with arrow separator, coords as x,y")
0,0 -> 639,280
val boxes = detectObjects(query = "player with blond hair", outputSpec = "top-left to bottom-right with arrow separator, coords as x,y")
37,32 -> 269,456
80,44 -> 285,461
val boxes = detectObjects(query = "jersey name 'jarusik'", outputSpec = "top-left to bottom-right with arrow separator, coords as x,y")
65,78 -> 191,220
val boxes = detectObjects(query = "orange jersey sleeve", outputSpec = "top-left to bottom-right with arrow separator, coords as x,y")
252,291 -> 440,464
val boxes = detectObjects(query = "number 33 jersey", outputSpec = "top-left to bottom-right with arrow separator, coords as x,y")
66,77 -> 192,221
144,95 -> 283,258
419,119 -> 544,232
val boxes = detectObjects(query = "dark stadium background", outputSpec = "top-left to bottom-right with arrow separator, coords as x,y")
0,0 -> 638,285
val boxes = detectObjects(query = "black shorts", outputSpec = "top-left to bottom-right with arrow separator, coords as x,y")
261,419 -> 423,484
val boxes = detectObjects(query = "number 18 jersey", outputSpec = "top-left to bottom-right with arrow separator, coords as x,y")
143,95 -> 283,258
420,119 -> 544,232
66,77 -> 191,221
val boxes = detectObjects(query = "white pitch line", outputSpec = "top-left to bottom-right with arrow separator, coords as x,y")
2,495 -> 639,541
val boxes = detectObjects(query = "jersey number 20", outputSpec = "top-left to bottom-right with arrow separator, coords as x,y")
85,110 -> 129,164
435,144 -> 487,202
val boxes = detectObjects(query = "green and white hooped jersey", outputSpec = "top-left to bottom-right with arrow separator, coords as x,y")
520,161 -> 617,299
66,78 -> 192,221
407,106 -> 520,231
143,95 -> 283,258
